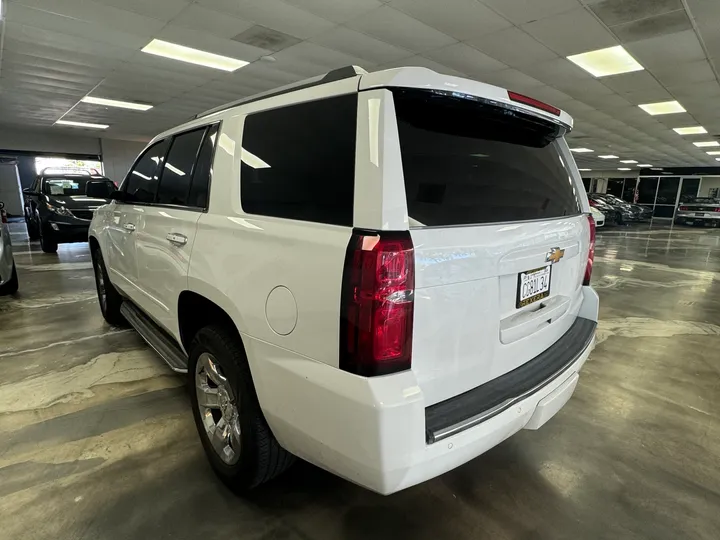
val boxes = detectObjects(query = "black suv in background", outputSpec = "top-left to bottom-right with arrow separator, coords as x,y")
23,171 -> 115,253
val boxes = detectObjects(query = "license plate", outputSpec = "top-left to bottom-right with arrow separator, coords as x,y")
696,213 -> 705,217
517,265 -> 552,308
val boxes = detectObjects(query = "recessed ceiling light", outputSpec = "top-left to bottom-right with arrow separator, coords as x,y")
673,126 -> 707,135
570,148 -> 593,153
620,159 -> 638,163
81,96 -> 153,111
693,141 -> 720,147
566,45 -> 644,78
716,158 -> 720,161
638,101 -> 686,115
578,168 -> 592,171
618,167 -> 631,171
637,164 -> 652,167
141,39 -> 249,72
598,155 -> 619,159
55,120 -> 109,129
707,151 -> 720,155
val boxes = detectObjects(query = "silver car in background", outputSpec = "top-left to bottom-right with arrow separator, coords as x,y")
675,197 -> 720,227
0,201 -> 19,295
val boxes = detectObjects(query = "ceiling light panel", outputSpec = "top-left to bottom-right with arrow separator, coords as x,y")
141,39 -> 249,72
81,96 -> 153,111
694,141 -> 720,147
55,120 -> 109,129
618,167 -> 631,171
637,164 -> 652,167
706,151 -> 720,155
598,155 -> 618,159
638,101 -> 686,115
620,160 -> 638,163
566,45 -> 644,78
673,126 -> 707,135
578,168 -> 592,171
570,148 -> 593,153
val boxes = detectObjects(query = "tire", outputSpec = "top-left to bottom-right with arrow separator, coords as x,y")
189,325 -> 294,491
40,226 -> 58,253
0,263 -> 19,295
91,246 -> 125,326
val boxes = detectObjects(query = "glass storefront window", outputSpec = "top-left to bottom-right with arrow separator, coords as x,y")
638,177 -> 658,204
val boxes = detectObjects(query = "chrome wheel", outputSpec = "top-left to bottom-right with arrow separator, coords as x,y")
94,256 -> 107,312
195,353 -> 241,465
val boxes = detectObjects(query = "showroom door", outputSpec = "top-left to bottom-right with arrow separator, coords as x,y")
680,177 -> 700,202
653,177 -> 680,218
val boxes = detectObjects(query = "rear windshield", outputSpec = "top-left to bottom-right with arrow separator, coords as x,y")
43,177 -> 91,196
393,89 -> 580,227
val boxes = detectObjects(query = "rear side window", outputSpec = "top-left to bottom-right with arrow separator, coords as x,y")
125,139 -> 170,204
188,124 -> 219,208
157,128 -> 206,206
240,94 -> 357,226
393,89 -> 580,227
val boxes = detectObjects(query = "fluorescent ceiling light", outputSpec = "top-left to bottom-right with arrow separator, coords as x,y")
637,164 -> 652,167
638,101 -> 685,115
716,158 -> 720,161
673,126 -> 707,135
55,120 -> 108,129
566,45 -> 644,78
598,155 -> 618,159
141,39 -> 249,72
693,141 -> 720,147
578,168 -> 592,171
706,151 -> 720,155
81,96 -> 153,111
570,148 -> 593,153
618,167 -> 631,171
620,159 -> 638,163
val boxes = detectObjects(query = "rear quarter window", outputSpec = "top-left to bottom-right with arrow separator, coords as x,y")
240,94 -> 357,226
393,89 -> 580,227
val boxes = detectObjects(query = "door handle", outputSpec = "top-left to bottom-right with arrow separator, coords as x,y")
166,232 -> 188,246
123,223 -> 136,232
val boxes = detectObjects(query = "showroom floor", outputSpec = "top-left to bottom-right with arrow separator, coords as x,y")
0,222 -> 718,540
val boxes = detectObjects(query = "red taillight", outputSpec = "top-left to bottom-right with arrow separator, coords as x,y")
680,206 -> 689,211
508,91 -> 561,116
588,200 -> 597,207
0,209 -> 7,224
584,215 -> 596,286
714,207 -> 720,212
340,231 -> 415,376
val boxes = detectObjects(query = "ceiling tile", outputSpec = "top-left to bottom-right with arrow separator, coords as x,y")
521,7 -> 617,55
171,5 -> 255,39
155,24 -> 270,62
310,27 -> 411,64
423,43 -> 508,78
389,0 -> 512,41
588,0 -> 683,26
480,0 -> 581,25
284,0 -> 382,23
466,27 -> 557,67
653,60 -> 716,86
346,6 -> 456,53
91,0 -> 191,21
199,0 -> 335,39
625,30 -> 705,69
611,9 -> 692,43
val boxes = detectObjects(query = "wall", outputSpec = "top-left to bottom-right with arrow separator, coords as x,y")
100,139 -> 146,183
16,156 -> 37,189
0,162 -> 24,216
699,177 -> 720,197
0,127 -> 101,155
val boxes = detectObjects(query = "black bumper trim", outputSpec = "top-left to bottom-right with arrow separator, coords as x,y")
425,317 -> 596,444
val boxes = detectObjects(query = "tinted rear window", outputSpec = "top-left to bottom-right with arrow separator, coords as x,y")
393,89 -> 580,227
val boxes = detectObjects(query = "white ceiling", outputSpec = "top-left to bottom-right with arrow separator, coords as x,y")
1,0 -> 720,168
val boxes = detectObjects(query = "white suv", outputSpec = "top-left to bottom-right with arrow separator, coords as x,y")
88,66 -> 598,495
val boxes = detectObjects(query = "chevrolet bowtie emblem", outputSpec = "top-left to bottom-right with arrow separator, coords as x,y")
546,247 -> 565,264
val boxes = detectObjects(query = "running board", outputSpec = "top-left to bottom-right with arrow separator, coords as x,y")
120,301 -> 188,373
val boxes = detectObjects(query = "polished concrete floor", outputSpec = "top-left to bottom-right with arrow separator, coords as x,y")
1,221 -> 719,540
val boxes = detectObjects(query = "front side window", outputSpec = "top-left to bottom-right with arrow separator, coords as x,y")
393,89 -> 580,227
240,94 -> 357,226
156,128 -> 206,206
124,139 -> 170,204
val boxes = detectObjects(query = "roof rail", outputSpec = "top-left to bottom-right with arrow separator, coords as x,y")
195,65 -> 368,119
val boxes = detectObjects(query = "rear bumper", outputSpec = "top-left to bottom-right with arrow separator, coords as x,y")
248,287 -> 599,495
675,213 -> 720,225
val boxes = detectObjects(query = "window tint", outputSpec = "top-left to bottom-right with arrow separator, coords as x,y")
188,124 -> 219,208
157,128 -> 206,206
125,139 -> 170,204
393,89 -> 580,227
240,95 -> 357,226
